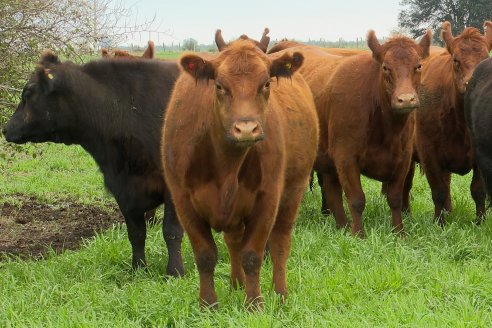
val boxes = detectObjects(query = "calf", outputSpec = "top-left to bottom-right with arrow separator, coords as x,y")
2,52 -> 184,276
465,57 -> 492,199
408,21 -> 492,225
315,30 -> 431,236
162,40 -> 318,309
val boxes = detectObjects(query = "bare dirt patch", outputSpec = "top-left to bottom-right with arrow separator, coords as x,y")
0,194 -> 124,259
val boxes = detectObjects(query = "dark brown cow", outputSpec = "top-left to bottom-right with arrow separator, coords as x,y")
101,40 -> 155,60
162,40 -> 318,309
215,27 -> 270,52
408,21 -> 492,225
314,30 -> 432,236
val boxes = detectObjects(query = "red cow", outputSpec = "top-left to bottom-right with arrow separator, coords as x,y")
315,30 -> 432,236
101,40 -> 155,60
162,40 -> 318,309
215,27 -> 270,52
268,39 -> 367,57
408,21 -> 492,225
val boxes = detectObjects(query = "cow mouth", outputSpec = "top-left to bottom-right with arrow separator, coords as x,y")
227,135 -> 264,148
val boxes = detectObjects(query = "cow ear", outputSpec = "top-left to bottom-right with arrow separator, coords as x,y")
441,21 -> 454,54
40,50 -> 61,66
215,29 -> 227,51
419,30 -> 432,59
258,27 -> 270,53
367,30 -> 383,63
37,67 -> 58,93
270,51 -> 303,78
142,41 -> 155,59
484,21 -> 492,51
181,54 -> 215,81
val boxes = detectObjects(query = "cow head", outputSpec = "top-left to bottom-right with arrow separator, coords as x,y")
2,51 -> 70,144
103,41 -> 155,60
215,28 -> 270,53
441,21 -> 492,94
368,30 -> 432,112
180,40 -> 303,147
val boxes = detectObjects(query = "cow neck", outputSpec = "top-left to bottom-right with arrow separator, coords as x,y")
208,120 -> 252,184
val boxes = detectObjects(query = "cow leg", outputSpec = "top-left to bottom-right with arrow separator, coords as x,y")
402,160 -> 415,214
173,194 -> 218,308
224,228 -> 246,289
241,195 -> 278,310
471,162 -> 487,224
384,180 -> 405,234
336,161 -> 365,237
268,186 -> 304,301
144,208 -> 158,225
120,208 -> 147,269
163,193 -> 184,277
317,170 -> 330,215
323,172 -> 349,229
423,163 -> 451,226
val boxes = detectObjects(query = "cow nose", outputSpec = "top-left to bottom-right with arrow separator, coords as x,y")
395,93 -> 419,109
232,120 -> 262,141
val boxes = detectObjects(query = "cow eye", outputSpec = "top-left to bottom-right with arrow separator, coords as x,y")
415,64 -> 422,72
382,64 -> 390,73
215,83 -> 223,91
453,58 -> 460,68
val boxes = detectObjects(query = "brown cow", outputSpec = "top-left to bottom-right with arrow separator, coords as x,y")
162,40 -> 318,309
407,21 -> 492,225
268,39 -> 367,56
101,40 -> 155,60
215,27 -> 270,52
314,30 -> 432,236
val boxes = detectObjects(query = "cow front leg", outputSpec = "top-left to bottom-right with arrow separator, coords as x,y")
120,208 -> 147,269
224,228 -> 246,289
323,172 -> 349,229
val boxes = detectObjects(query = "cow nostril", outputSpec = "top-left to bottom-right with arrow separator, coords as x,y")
252,125 -> 259,134
233,124 -> 242,134
398,98 -> 404,103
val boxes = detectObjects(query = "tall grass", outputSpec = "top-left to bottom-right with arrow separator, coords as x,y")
1,139 -> 492,327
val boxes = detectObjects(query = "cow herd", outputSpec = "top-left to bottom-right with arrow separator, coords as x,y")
2,22 -> 492,310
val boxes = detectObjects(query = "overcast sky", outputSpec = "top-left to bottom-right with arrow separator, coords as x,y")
120,0 -> 402,46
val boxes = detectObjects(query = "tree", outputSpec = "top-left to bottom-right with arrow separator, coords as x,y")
0,0 -> 154,124
398,0 -> 492,43
182,38 -> 198,51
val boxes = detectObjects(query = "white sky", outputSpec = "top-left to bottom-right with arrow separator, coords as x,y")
120,0 -> 402,46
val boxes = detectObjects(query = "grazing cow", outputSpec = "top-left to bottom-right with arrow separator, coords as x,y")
2,52 -> 184,276
465,57 -> 492,199
408,21 -> 492,225
101,40 -> 155,60
215,27 -> 270,52
162,40 -> 318,309
314,30 -> 432,236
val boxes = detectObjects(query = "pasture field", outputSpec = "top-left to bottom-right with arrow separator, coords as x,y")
1,138 -> 492,327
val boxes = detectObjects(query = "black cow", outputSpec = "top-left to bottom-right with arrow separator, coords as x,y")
2,51 -> 184,276
465,57 -> 492,199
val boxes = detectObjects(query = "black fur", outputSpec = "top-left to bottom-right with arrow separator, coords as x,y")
2,57 -> 184,276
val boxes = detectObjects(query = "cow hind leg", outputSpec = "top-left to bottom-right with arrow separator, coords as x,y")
402,161 -> 415,214
224,228 -> 246,289
426,169 -> 451,226
316,171 -> 330,215
163,195 -> 184,277
323,172 -> 349,229
470,163 -> 486,224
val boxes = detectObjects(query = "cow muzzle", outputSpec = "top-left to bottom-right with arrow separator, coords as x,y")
392,93 -> 420,111
230,120 -> 264,146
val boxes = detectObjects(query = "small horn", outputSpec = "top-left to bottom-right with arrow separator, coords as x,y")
215,29 -> 227,51
259,27 -> 271,52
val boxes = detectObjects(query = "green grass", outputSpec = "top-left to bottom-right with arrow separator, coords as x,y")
1,139 -> 492,327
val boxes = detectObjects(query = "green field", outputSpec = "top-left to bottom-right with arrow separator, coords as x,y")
1,138 -> 492,327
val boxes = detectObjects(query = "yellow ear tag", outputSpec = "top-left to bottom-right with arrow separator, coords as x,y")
285,63 -> 292,70
47,73 -> 54,80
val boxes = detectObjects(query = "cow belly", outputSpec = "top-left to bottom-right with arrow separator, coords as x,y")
361,148 -> 409,182
442,147 -> 473,175
189,183 -> 256,232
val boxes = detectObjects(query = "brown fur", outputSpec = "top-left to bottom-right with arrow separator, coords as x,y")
309,30 -> 432,236
101,41 -> 155,60
215,28 -> 270,52
268,39 -> 367,57
162,40 -> 318,309
408,21 -> 492,224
